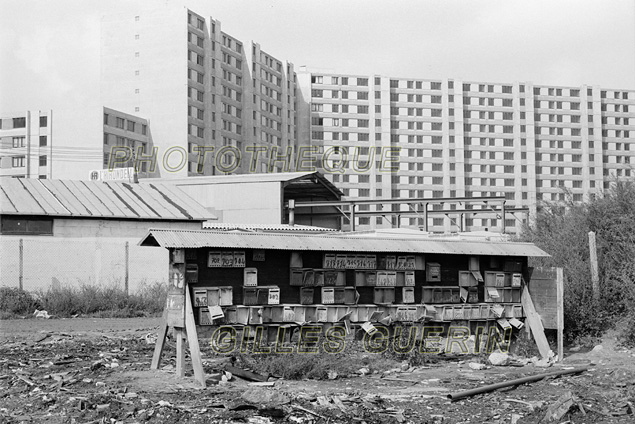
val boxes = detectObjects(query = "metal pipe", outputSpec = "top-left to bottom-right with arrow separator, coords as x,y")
447,366 -> 588,401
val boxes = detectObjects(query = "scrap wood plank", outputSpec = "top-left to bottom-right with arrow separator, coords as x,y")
521,287 -> 551,359
185,288 -> 206,387
150,308 -> 169,370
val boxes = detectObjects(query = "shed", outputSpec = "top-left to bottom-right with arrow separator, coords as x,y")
0,178 -> 215,291
139,228 -> 549,333
156,171 -> 343,229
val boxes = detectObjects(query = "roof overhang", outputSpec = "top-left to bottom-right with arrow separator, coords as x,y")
138,228 -> 550,257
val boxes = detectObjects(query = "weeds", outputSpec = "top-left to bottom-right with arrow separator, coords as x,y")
0,281 -> 167,319
520,180 -> 635,343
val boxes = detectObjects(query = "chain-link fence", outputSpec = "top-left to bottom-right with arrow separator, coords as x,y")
0,237 -> 168,293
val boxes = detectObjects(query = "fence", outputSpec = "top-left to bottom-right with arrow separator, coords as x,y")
0,237 -> 168,293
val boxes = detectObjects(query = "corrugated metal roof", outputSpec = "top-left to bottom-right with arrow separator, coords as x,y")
0,178 -> 215,221
155,171 -> 343,199
138,229 -> 550,257
202,222 -> 338,233
156,171 -> 324,185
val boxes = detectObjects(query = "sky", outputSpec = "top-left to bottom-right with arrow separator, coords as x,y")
1,0 -> 634,113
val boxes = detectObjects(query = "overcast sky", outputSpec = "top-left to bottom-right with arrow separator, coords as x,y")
1,0 -> 634,114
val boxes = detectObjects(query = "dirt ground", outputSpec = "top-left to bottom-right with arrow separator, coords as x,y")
1,318 -> 635,423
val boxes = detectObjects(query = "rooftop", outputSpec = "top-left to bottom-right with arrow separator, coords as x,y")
0,178 -> 215,221
139,228 -> 549,257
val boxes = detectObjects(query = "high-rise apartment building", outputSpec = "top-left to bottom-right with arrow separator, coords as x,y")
0,107 -> 155,181
101,6 -> 299,178
298,73 -> 635,232
0,110 -> 53,179
99,6 -> 635,233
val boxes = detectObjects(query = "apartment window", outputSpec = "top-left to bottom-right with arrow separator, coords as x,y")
39,116 -> 47,127
358,91 -> 369,100
431,82 -> 441,90
127,121 -> 136,132
13,117 -> 26,128
357,78 -> 368,86
39,136 -> 47,147
312,89 -> 323,98
12,156 -> 25,167
39,155 -> 47,166
116,117 -> 125,129
12,137 -> 25,148
341,77 -> 348,85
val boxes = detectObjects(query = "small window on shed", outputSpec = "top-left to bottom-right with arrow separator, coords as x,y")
0,216 -> 53,235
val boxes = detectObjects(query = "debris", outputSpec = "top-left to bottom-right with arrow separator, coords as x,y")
488,352 -> 510,366
535,357 -> 553,368
592,345 -> 604,352
505,398 -> 544,411
468,362 -> 487,370
447,366 -> 589,401
511,414 -> 522,424
361,322 -> 378,335
328,370 -> 338,380
241,388 -> 291,405
539,391 -> 575,423
380,376 -> 420,384
358,367 -> 370,375
33,309 -> 51,319
249,381 -> 275,387
225,365 -> 268,382
292,404 -> 327,420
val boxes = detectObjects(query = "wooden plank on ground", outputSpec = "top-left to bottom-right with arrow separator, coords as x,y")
527,267 -> 558,329
150,308 -> 169,370
185,287 -> 206,387
521,287 -> 551,359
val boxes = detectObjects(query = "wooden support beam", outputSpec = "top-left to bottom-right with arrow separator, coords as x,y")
521,287 -> 551,359
176,328 -> 185,378
557,267 -> 564,362
150,308 -> 169,370
185,287 -> 206,387
588,231 -> 600,304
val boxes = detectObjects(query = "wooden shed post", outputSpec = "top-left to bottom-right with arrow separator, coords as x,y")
19,239 -> 24,291
588,231 -> 600,304
556,267 -> 564,362
124,241 -> 129,295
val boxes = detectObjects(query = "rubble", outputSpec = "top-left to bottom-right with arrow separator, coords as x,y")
1,318 -> 635,423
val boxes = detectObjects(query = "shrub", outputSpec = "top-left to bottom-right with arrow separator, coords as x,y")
520,180 -> 635,343
0,287 -> 40,316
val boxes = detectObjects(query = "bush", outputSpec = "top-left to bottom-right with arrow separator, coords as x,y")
0,287 -> 40,316
0,281 -> 167,319
519,181 -> 635,343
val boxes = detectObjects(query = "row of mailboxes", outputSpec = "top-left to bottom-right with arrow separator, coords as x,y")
243,286 -> 280,305
193,287 -> 233,307
484,272 -> 523,288
421,286 -> 479,304
485,287 -> 522,303
290,269 -> 347,287
197,303 -> 526,326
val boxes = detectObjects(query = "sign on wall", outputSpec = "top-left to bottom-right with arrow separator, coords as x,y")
89,167 -> 135,181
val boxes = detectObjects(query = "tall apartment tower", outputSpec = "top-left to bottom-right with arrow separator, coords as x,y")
298,72 -> 635,232
101,6 -> 299,178
0,111 -> 53,179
